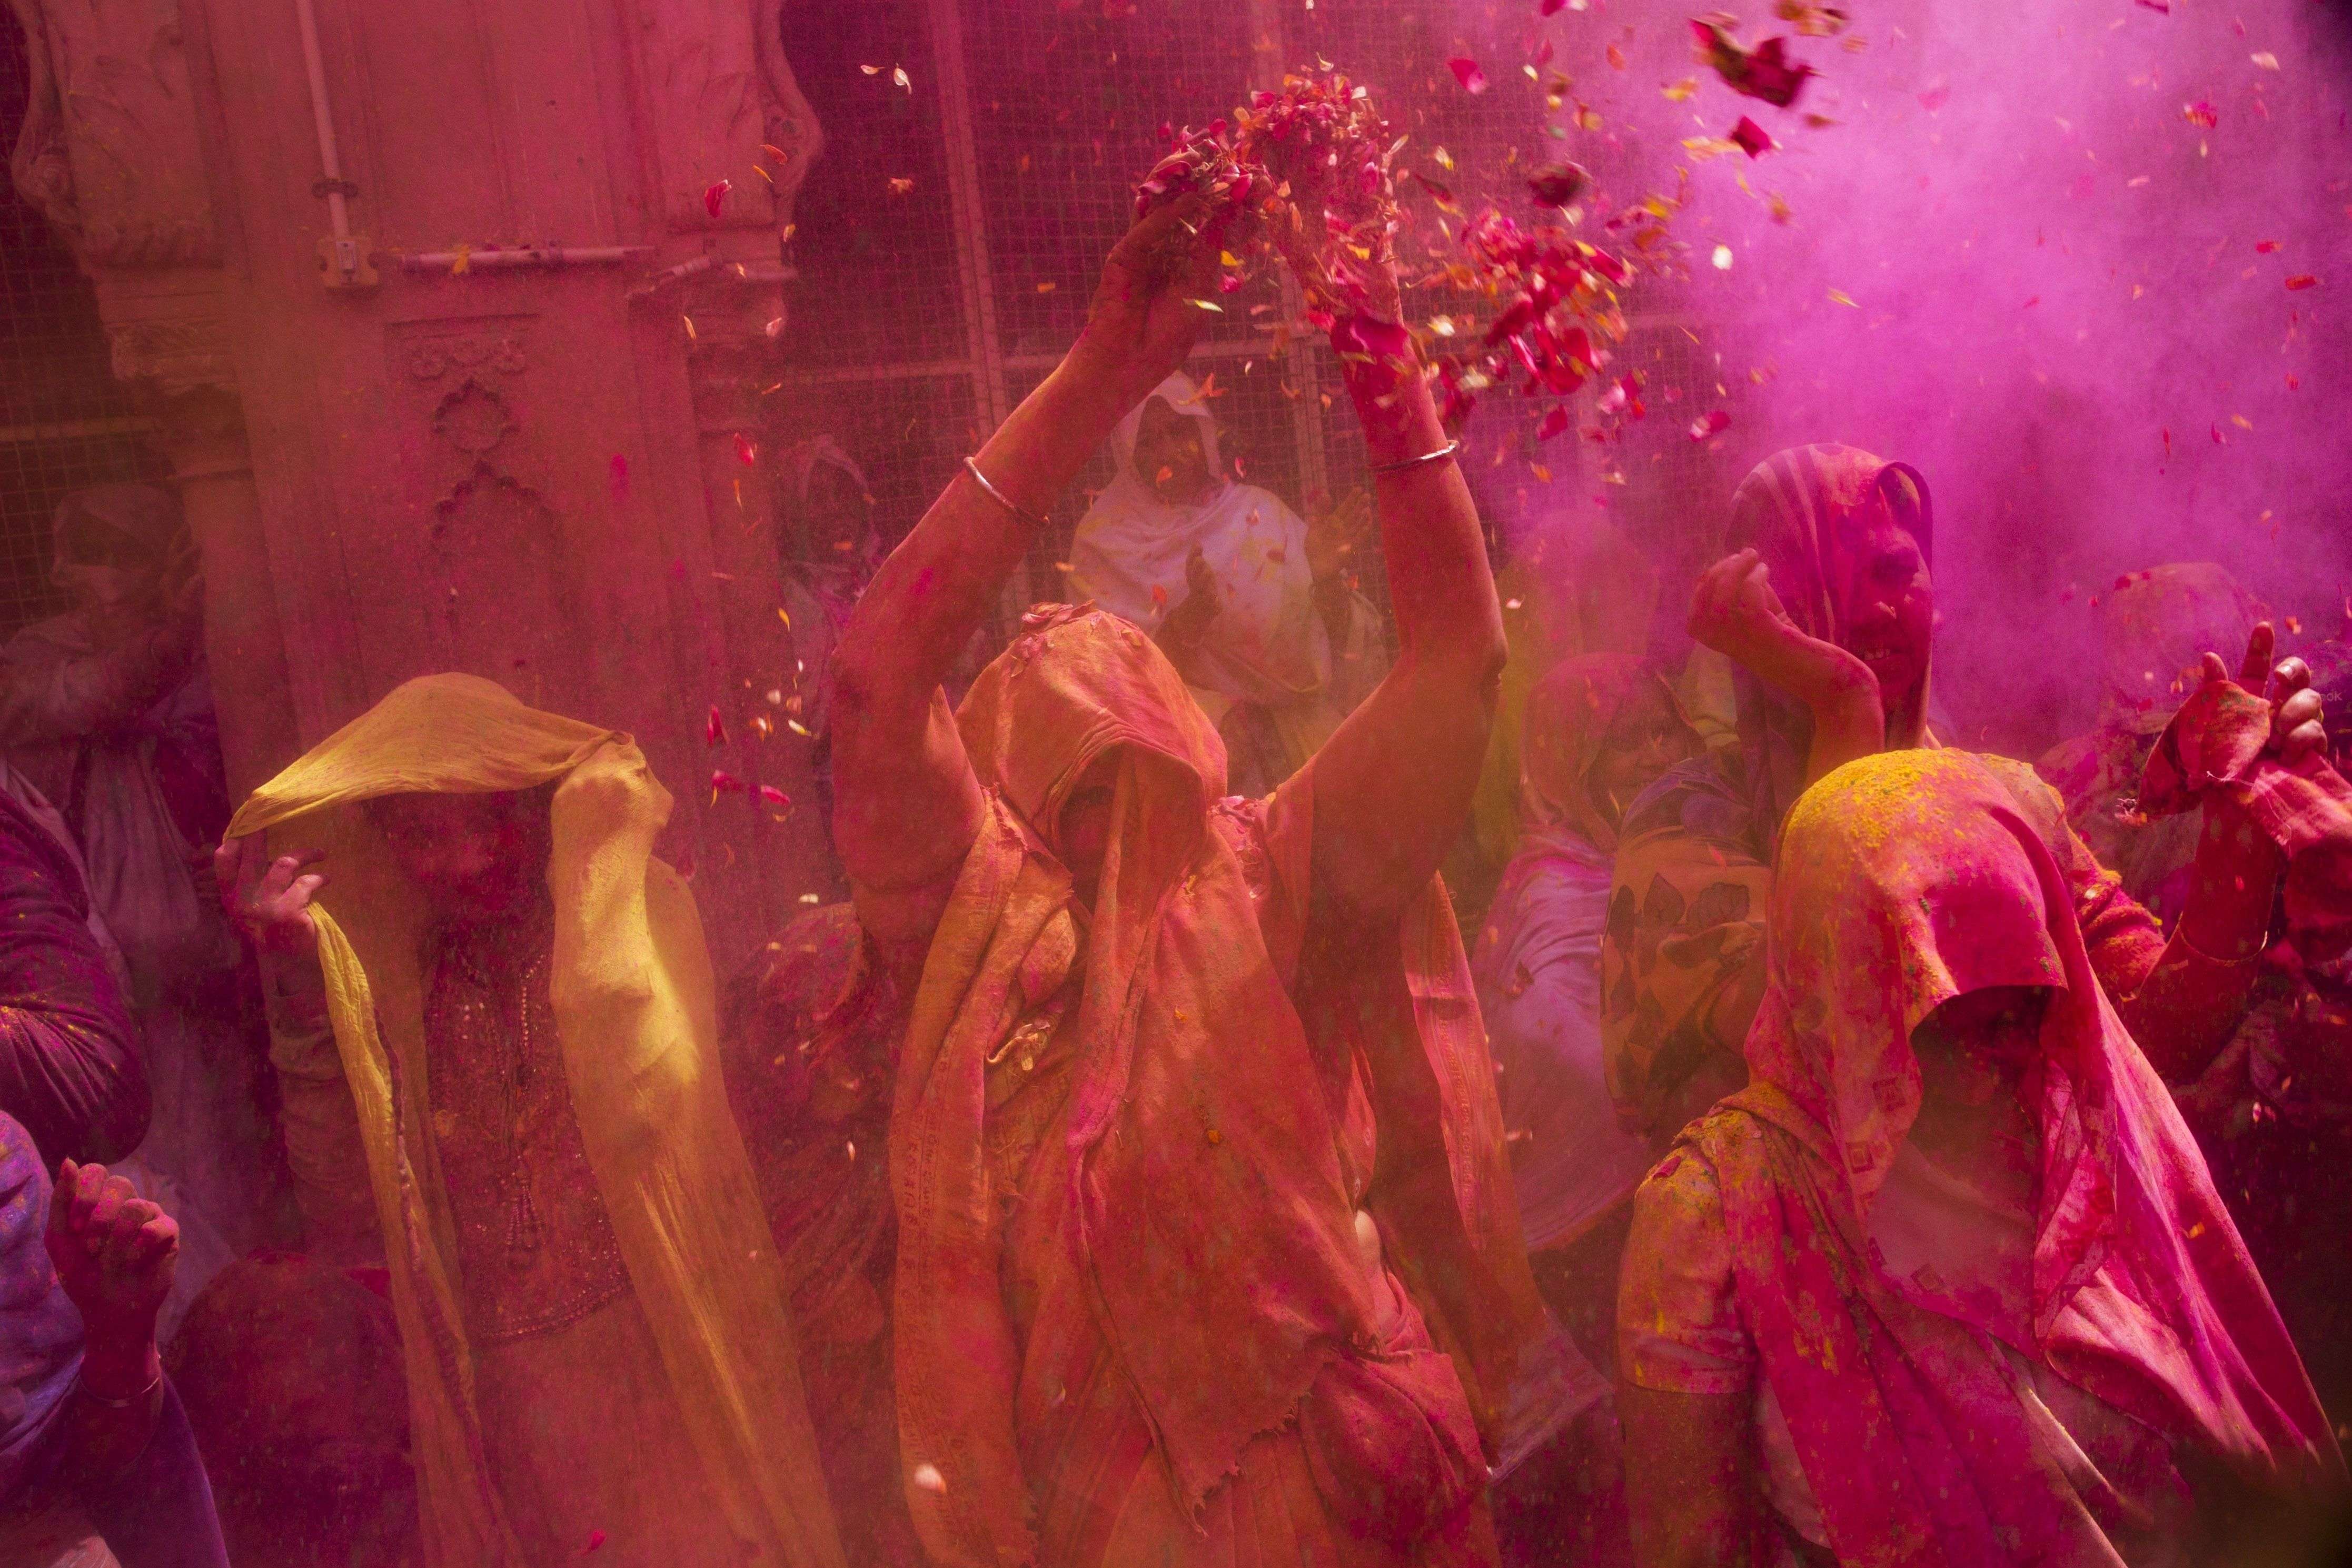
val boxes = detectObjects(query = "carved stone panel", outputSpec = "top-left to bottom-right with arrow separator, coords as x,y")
627,0 -> 822,238
6,0 -> 219,268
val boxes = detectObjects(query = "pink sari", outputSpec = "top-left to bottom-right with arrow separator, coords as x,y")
1670,750 -> 2339,1566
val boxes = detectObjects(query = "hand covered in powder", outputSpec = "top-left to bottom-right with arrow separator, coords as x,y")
2197,621 -> 2326,769
1074,193 -> 1233,404
216,836 -> 329,960
46,1160 -> 177,1343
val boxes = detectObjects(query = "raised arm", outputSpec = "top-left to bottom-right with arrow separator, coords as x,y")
829,196 -> 1226,953
1299,285 -> 1510,924
1686,549 -> 1884,790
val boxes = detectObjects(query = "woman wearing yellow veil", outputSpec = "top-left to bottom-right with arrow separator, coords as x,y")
213,674 -> 842,1568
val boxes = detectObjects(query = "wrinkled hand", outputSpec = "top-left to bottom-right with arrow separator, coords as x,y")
215,835 -> 329,960
1306,492 -> 1373,582
1074,192 -> 1231,402
2195,621 -> 2326,768
46,1161 -> 176,1342
1159,547 -> 1221,648
1688,549 -> 1803,670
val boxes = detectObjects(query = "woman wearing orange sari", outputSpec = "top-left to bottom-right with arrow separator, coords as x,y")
1616,749 -> 2343,1568
1600,446 -> 2323,1144
828,191 -> 1542,1568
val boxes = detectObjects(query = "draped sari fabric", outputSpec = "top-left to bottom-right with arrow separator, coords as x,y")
1644,750 -> 2339,1567
0,1112 -> 81,1512
1602,445 -> 1933,1136
888,607 -> 1541,1568
1474,656 -> 1678,1253
226,675 -> 843,1568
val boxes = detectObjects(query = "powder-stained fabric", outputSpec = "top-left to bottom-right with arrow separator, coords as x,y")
227,675 -> 843,1568
879,607 -> 1541,1568
1621,750 -> 2340,1567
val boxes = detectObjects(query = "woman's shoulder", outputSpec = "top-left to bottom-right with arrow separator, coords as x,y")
1618,751 -> 1761,858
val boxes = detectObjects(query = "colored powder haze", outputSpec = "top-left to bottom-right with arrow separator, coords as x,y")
1430,0 -> 2352,748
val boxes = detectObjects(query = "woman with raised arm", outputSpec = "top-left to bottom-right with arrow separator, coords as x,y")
1600,446 -> 2326,1145
827,192 -> 1543,1568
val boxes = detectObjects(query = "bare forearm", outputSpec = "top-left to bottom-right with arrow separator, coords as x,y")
65,1329 -> 163,1477
838,362 -> 1135,702
2122,800 -> 2281,1077
1620,1385 -> 1754,1568
1343,362 -> 1501,677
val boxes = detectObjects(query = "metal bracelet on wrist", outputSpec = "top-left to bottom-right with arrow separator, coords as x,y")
962,456 -> 1051,531
1369,438 -> 1462,478
80,1369 -> 163,1410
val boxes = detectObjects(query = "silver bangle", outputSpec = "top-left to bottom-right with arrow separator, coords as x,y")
80,1370 -> 162,1410
962,456 -> 1050,531
1371,438 -> 1462,477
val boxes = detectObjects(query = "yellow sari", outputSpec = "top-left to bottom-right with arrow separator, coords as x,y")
227,674 -> 842,1568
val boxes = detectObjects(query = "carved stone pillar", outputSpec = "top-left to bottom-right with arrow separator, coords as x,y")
9,0 -> 830,968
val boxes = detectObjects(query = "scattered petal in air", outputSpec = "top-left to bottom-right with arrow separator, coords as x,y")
1828,288 -> 1858,306
706,707 -> 727,747
2255,239 -> 2281,253
1663,77 -> 1700,101
735,432 -> 758,466
912,1464 -> 948,1494
2285,274 -> 2320,290
1691,20 -> 1816,108
583,1529 -> 607,1554
1447,57 -> 1489,95
2134,0 -> 2169,11
1916,78 -> 1951,113
887,177 -> 916,195
892,66 -> 911,92
1689,410 -> 1731,441
1526,162 -> 1589,207
1712,243 -> 1735,270
710,770 -> 745,796
860,64 -> 881,75
755,784 -> 791,807
1775,1 -> 1851,37
1538,405 -> 1571,441
2250,52 -> 2279,71
704,179 -> 731,219
1729,116 -> 1775,157
2182,99 -> 2218,128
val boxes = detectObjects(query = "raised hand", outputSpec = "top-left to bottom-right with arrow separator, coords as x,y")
1159,546 -> 1222,651
1689,550 -> 1802,674
46,1160 -> 176,1343
2196,621 -> 2326,768
1073,192 -> 1232,403
214,835 -> 330,959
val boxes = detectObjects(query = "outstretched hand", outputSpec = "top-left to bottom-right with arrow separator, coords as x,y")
2196,621 -> 2326,768
214,835 -> 330,960
1073,192 -> 1232,403
46,1160 -> 176,1343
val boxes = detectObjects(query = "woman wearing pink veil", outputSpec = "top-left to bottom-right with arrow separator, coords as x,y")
1616,748 -> 2344,1568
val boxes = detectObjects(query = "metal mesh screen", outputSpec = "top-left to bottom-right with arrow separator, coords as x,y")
766,0 -> 1655,642
0,13 -> 165,641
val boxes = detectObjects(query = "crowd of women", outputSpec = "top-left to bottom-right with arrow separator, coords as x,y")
1,173 -> 2350,1568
